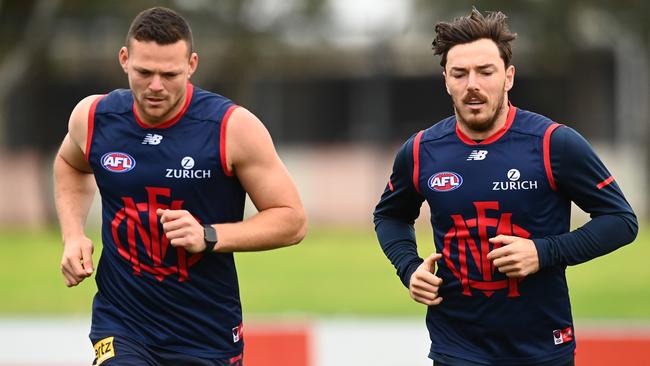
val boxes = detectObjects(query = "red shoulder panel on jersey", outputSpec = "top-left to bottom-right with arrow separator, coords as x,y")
220,105 -> 240,177
85,95 -> 105,161
543,123 -> 563,191
412,130 -> 424,193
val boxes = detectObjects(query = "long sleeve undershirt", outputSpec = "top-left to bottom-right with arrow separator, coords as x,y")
373,126 -> 638,288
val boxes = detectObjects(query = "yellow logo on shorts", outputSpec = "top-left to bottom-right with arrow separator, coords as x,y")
93,337 -> 115,366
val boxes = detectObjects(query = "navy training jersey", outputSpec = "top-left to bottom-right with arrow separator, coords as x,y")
86,84 -> 246,359
374,105 -> 637,365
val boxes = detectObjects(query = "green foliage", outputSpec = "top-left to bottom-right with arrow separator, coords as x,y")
0,226 -> 648,319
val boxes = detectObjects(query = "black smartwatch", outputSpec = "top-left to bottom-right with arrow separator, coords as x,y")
203,224 -> 218,253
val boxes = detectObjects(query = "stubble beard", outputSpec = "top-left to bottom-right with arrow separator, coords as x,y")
455,92 -> 506,134
136,92 -> 184,124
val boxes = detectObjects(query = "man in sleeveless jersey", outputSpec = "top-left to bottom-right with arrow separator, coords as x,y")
54,7 -> 307,366
374,8 -> 637,366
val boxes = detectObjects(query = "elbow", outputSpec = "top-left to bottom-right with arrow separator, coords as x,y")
610,212 -> 638,249
287,207 -> 308,246
373,214 -> 385,231
291,221 -> 308,245
626,213 -> 639,244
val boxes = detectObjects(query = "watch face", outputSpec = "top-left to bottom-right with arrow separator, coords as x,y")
204,225 -> 217,242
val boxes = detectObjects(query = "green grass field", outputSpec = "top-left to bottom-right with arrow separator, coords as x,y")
0,225 -> 648,319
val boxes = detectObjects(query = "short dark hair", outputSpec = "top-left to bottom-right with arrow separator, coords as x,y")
432,8 -> 516,68
126,7 -> 194,55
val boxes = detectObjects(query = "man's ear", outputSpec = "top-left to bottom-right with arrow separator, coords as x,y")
187,52 -> 198,79
118,47 -> 129,74
505,64 -> 515,92
442,71 -> 451,95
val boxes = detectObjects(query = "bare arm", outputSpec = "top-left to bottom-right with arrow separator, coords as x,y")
54,95 -> 101,286
159,107 -> 307,253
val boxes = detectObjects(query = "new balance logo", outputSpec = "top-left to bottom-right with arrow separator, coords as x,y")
467,150 -> 488,161
142,134 -> 163,145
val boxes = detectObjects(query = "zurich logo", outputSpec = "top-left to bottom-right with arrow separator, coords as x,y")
507,168 -> 521,181
181,156 -> 195,169
101,152 -> 136,173
428,171 -> 463,192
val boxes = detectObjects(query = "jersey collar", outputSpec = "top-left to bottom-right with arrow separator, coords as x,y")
455,103 -> 517,145
133,83 -> 194,129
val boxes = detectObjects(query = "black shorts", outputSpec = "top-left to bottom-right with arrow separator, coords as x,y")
91,336 -> 243,366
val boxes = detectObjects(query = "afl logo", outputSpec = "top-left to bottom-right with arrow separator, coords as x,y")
428,171 -> 463,192
101,152 -> 136,173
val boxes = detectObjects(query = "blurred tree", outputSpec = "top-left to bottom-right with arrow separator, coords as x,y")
0,0 -> 61,145
0,0 -> 332,151
179,0 -> 329,101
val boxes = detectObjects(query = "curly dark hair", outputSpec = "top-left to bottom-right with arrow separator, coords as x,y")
126,7 -> 193,55
432,8 -> 517,68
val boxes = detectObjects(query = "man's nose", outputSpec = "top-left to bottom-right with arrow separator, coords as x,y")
149,74 -> 164,91
466,71 -> 479,91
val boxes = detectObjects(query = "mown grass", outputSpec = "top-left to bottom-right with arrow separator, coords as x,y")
0,225 -> 647,319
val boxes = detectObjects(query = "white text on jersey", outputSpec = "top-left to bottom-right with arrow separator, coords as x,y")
165,156 -> 211,179
492,168 -> 538,191
166,169 -> 211,179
